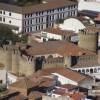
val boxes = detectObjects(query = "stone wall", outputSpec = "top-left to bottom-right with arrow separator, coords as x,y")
78,28 -> 99,53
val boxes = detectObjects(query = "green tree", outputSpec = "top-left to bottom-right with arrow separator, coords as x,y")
24,1 -> 34,6
55,18 -> 64,24
0,27 -> 19,43
20,35 -> 28,43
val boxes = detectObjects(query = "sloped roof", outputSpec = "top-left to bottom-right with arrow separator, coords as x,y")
39,80 -> 55,87
42,67 -> 86,82
53,88 -> 66,95
63,92 -> 85,100
28,91 -> 45,99
58,84 -> 78,90
0,0 -> 77,14
42,28 -> 77,36
8,78 -> 38,89
26,41 -> 94,56
28,67 -> 86,83
9,92 -> 27,100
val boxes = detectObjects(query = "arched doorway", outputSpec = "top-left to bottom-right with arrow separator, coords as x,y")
94,68 -> 97,73
86,69 -> 89,73
82,69 -> 85,73
78,70 -> 81,73
98,68 -> 100,72
90,69 -> 93,73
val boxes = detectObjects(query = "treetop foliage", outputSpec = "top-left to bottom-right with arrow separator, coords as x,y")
0,0 -> 42,6
0,27 -> 28,44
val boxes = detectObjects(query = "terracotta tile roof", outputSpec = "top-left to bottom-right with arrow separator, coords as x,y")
0,89 -> 17,97
72,61 -> 100,68
28,91 -> 45,99
39,67 -> 86,82
22,0 -> 77,14
26,41 -> 94,56
0,0 -> 77,14
63,92 -> 85,100
57,84 -> 78,90
42,28 -> 77,36
53,88 -> 66,95
9,93 -> 27,100
8,78 -> 38,89
39,80 -> 55,87
0,3 -> 22,14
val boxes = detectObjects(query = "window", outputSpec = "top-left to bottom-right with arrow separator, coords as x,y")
27,27 -> 29,32
31,13 -> 32,17
42,17 -> 43,22
3,18 -> 5,22
63,7 -> 65,11
36,19 -> 37,23
63,13 -> 64,18
30,27 -> 32,31
3,11 -> 5,15
0,80 -> 3,83
28,20 -> 29,25
0,11 -> 2,14
31,20 -> 32,24
60,8 -> 62,11
0,17 -> 2,21
9,21 -> 11,23
36,26 -> 37,30
28,14 -> 30,18
68,6 -> 70,9
42,11 -> 43,15
47,11 -> 49,14
25,15 -> 27,18
39,12 -> 41,15
39,18 -> 40,23
41,25 -> 43,29
58,8 -> 59,12
36,12 -> 38,16
47,16 -> 48,21
52,9 -> 54,13
52,15 -> 54,20
39,25 -> 40,30
9,12 -> 11,16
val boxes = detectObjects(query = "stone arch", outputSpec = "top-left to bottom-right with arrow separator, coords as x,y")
86,69 -> 89,73
41,56 -> 45,59
90,68 -> 93,73
78,70 -> 81,73
94,68 -> 97,73
48,55 -> 53,58
98,68 -> 100,72
82,69 -> 85,73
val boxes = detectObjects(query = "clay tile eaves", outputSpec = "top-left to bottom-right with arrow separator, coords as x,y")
8,78 -> 38,89
0,0 -> 77,14
28,91 -> 45,99
41,67 -> 86,82
26,41 -> 94,56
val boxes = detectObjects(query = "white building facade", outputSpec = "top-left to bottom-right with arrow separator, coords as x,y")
0,70 -> 7,85
0,0 -> 78,34
78,0 -> 100,12
52,73 -> 78,85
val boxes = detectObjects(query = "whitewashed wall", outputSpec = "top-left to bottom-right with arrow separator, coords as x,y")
63,18 -> 85,33
78,0 -> 100,12
0,10 -> 22,33
0,70 -> 7,84
52,73 -> 78,85
7,72 -> 18,85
